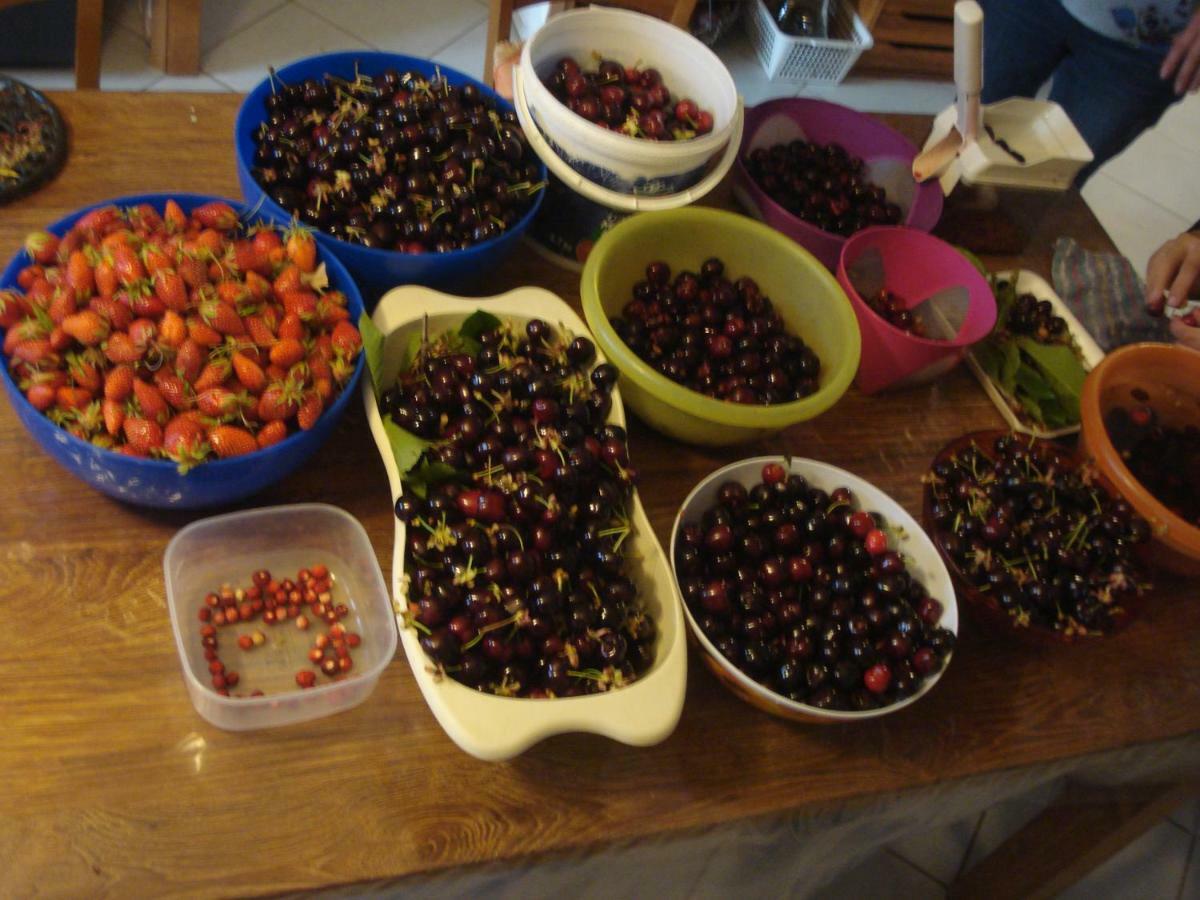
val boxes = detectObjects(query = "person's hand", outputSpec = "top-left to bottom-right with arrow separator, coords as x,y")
1169,316 -> 1200,350
1161,8 -> 1200,94
492,41 -> 523,101
1145,230 -> 1200,315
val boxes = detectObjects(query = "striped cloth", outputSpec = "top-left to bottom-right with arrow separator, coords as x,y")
1051,236 -> 1171,351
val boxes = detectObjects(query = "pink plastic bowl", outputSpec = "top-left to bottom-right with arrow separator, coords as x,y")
837,227 -> 996,395
733,98 -> 943,271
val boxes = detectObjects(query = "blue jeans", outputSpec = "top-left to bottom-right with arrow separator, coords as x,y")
979,0 -> 1182,185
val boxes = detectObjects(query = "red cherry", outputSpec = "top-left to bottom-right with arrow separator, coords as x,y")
848,511 -> 874,538
762,462 -> 787,485
864,663 -> 891,694
864,529 -> 888,556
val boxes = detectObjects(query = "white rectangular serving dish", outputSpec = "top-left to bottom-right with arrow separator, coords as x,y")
965,269 -> 1104,439
361,285 -> 687,761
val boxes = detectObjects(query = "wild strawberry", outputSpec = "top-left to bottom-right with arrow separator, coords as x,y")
197,386 -> 249,418
65,250 -> 94,299
174,339 -> 205,384
123,416 -> 163,454
231,351 -> 266,393
89,295 -> 132,331
244,315 -> 276,347
0,289 -> 30,328
153,269 -> 188,311
158,309 -> 187,348
56,385 -> 93,411
193,359 -> 232,393
269,337 -> 306,369
27,382 -> 57,411
296,392 -> 324,431
163,414 -> 210,471
285,225 -> 317,273
163,199 -> 188,232
199,297 -> 245,336
61,310 -> 110,346
103,331 -> 145,364
132,378 -> 170,424
331,321 -> 362,356
186,316 -> 223,348
48,289 -> 77,325
102,398 -> 125,435
278,313 -> 305,341
255,419 -> 288,449
153,369 -> 193,410
191,201 -> 239,231
104,365 -> 135,401
257,381 -> 302,422
25,231 -> 60,265
208,424 -> 258,458
110,244 -> 146,286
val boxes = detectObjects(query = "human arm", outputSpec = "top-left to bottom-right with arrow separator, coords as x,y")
1145,229 -> 1200,313
1160,7 -> 1200,95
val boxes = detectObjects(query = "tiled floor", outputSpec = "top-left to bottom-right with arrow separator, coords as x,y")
3,4 -> 1199,893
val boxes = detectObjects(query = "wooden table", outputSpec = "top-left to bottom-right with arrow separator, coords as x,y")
1,93 -> 1196,898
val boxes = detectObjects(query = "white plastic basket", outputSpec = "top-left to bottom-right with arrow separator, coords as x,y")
745,0 -> 874,84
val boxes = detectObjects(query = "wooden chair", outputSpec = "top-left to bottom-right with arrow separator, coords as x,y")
484,0 -> 699,86
0,0 -> 104,89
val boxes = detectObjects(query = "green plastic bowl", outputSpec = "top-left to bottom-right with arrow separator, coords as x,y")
581,208 -> 861,446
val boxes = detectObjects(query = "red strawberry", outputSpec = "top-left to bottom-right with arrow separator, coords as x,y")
132,378 -> 170,424
244,315 -> 276,347
102,398 -> 125,435
153,369 -> 193,411
280,290 -> 318,319
158,309 -> 187,348
176,254 -> 209,289
48,326 -> 72,352
278,313 -> 305,341
257,382 -> 301,422
141,244 -> 172,276
199,298 -> 246,336
104,331 -> 145,364
209,424 -> 257,458
244,270 -> 272,301
128,289 -> 166,319
123,416 -> 163,454
56,385 -> 93,411
65,250 -> 95,299
193,359 -> 232,393
186,316 -> 223,348
13,339 -> 56,365
255,419 -> 288,449
89,295 -> 132,331
163,199 -> 188,232
272,264 -> 303,301
296,392 -> 323,431
94,258 -> 118,298
163,413 -> 210,470
331,321 -> 362,356
174,339 -> 205,384
24,231 -> 60,265
128,318 -> 158,350
67,354 -> 102,394
252,228 -> 284,266
232,239 -> 269,276
152,269 -> 188,311
75,205 -> 119,235
192,201 -> 239,231
48,289 -> 77,325
269,337 -> 306,369
316,297 -> 351,327
197,386 -> 248,418
231,351 -> 266,393
61,310 -> 110,346
312,375 -> 333,403
110,244 -> 146,286
26,382 -> 57,411
307,353 -> 332,382
285,226 -> 317,273
104,365 -> 136,401
0,289 -> 31,328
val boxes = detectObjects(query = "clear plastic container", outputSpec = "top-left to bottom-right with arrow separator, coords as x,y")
163,504 -> 397,731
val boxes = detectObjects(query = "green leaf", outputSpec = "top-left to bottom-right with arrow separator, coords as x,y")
358,311 -> 386,402
405,460 -> 469,499
1000,339 -> 1021,394
381,415 -> 432,480
972,339 -> 1006,382
459,309 -> 501,343
1016,337 -> 1085,423
398,329 -> 423,375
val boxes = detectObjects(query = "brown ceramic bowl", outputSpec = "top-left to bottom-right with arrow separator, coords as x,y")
922,430 -> 1149,644
1079,343 -> 1200,577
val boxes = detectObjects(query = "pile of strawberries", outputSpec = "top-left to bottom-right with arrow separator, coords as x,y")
0,199 -> 362,468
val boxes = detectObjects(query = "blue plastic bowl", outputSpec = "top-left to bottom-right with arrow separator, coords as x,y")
235,51 -> 546,304
0,192 -> 365,509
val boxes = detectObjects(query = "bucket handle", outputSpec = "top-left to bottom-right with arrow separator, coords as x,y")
514,66 -> 744,212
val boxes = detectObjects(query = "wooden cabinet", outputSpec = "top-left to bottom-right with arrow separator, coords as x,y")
854,0 -> 956,78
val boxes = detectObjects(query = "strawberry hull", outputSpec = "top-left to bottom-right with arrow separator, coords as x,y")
0,193 -> 365,509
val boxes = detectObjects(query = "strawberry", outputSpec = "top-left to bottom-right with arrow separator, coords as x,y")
209,424 -> 258,458
25,231 -> 60,265
65,250 -> 95,299
123,416 -> 163,454
132,378 -> 170,424
231,351 -> 266,393
48,288 -> 77,325
244,314 -> 276,347
76,207 -> 119,235
244,270 -> 272,301
102,398 -> 125,435
285,225 -> 317,273
296,392 -> 323,431
272,264 -> 303,301
176,254 -> 209,289
0,289 -> 31,328
152,269 -> 188,311
252,228 -> 285,267
141,244 -> 172,276
307,353 -> 332,383
257,381 -> 301,422
312,375 -> 333,403
128,287 -> 166,319
128,318 -> 158,350
94,258 -> 118,298
216,280 -> 249,306
163,413 -> 210,471
269,337 -> 306,369
158,309 -> 187,348
194,359 -> 232,393
192,201 -> 239,231
278,313 -> 305,341
331,320 -> 362,356
16,264 -> 42,291
104,365 -> 135,401
199,298 -> 246,336
61,310 -> 109,346
48,326 -> 72,352
186,316 -> 223,348
232,239 -> 269,276
89,295 -> 132,331
316,297 -> 351,327
67,353 -> 102,394
153,369 -> 193,411
110,244 -> 146,286
56,385 -> 93,412
265,363 -> 288,383
163,199 -> 188,232
281,290 -> 318,320
255,419 -> 288,449
13,339 -> 55,365
197,385 -> 248,418
103,331 -> 145,364
26,382 -> 57,411
4,318 -> 46,353
174,339 -> 205,384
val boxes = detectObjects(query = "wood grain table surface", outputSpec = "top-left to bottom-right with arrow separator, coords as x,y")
0,93 -> 1196,898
